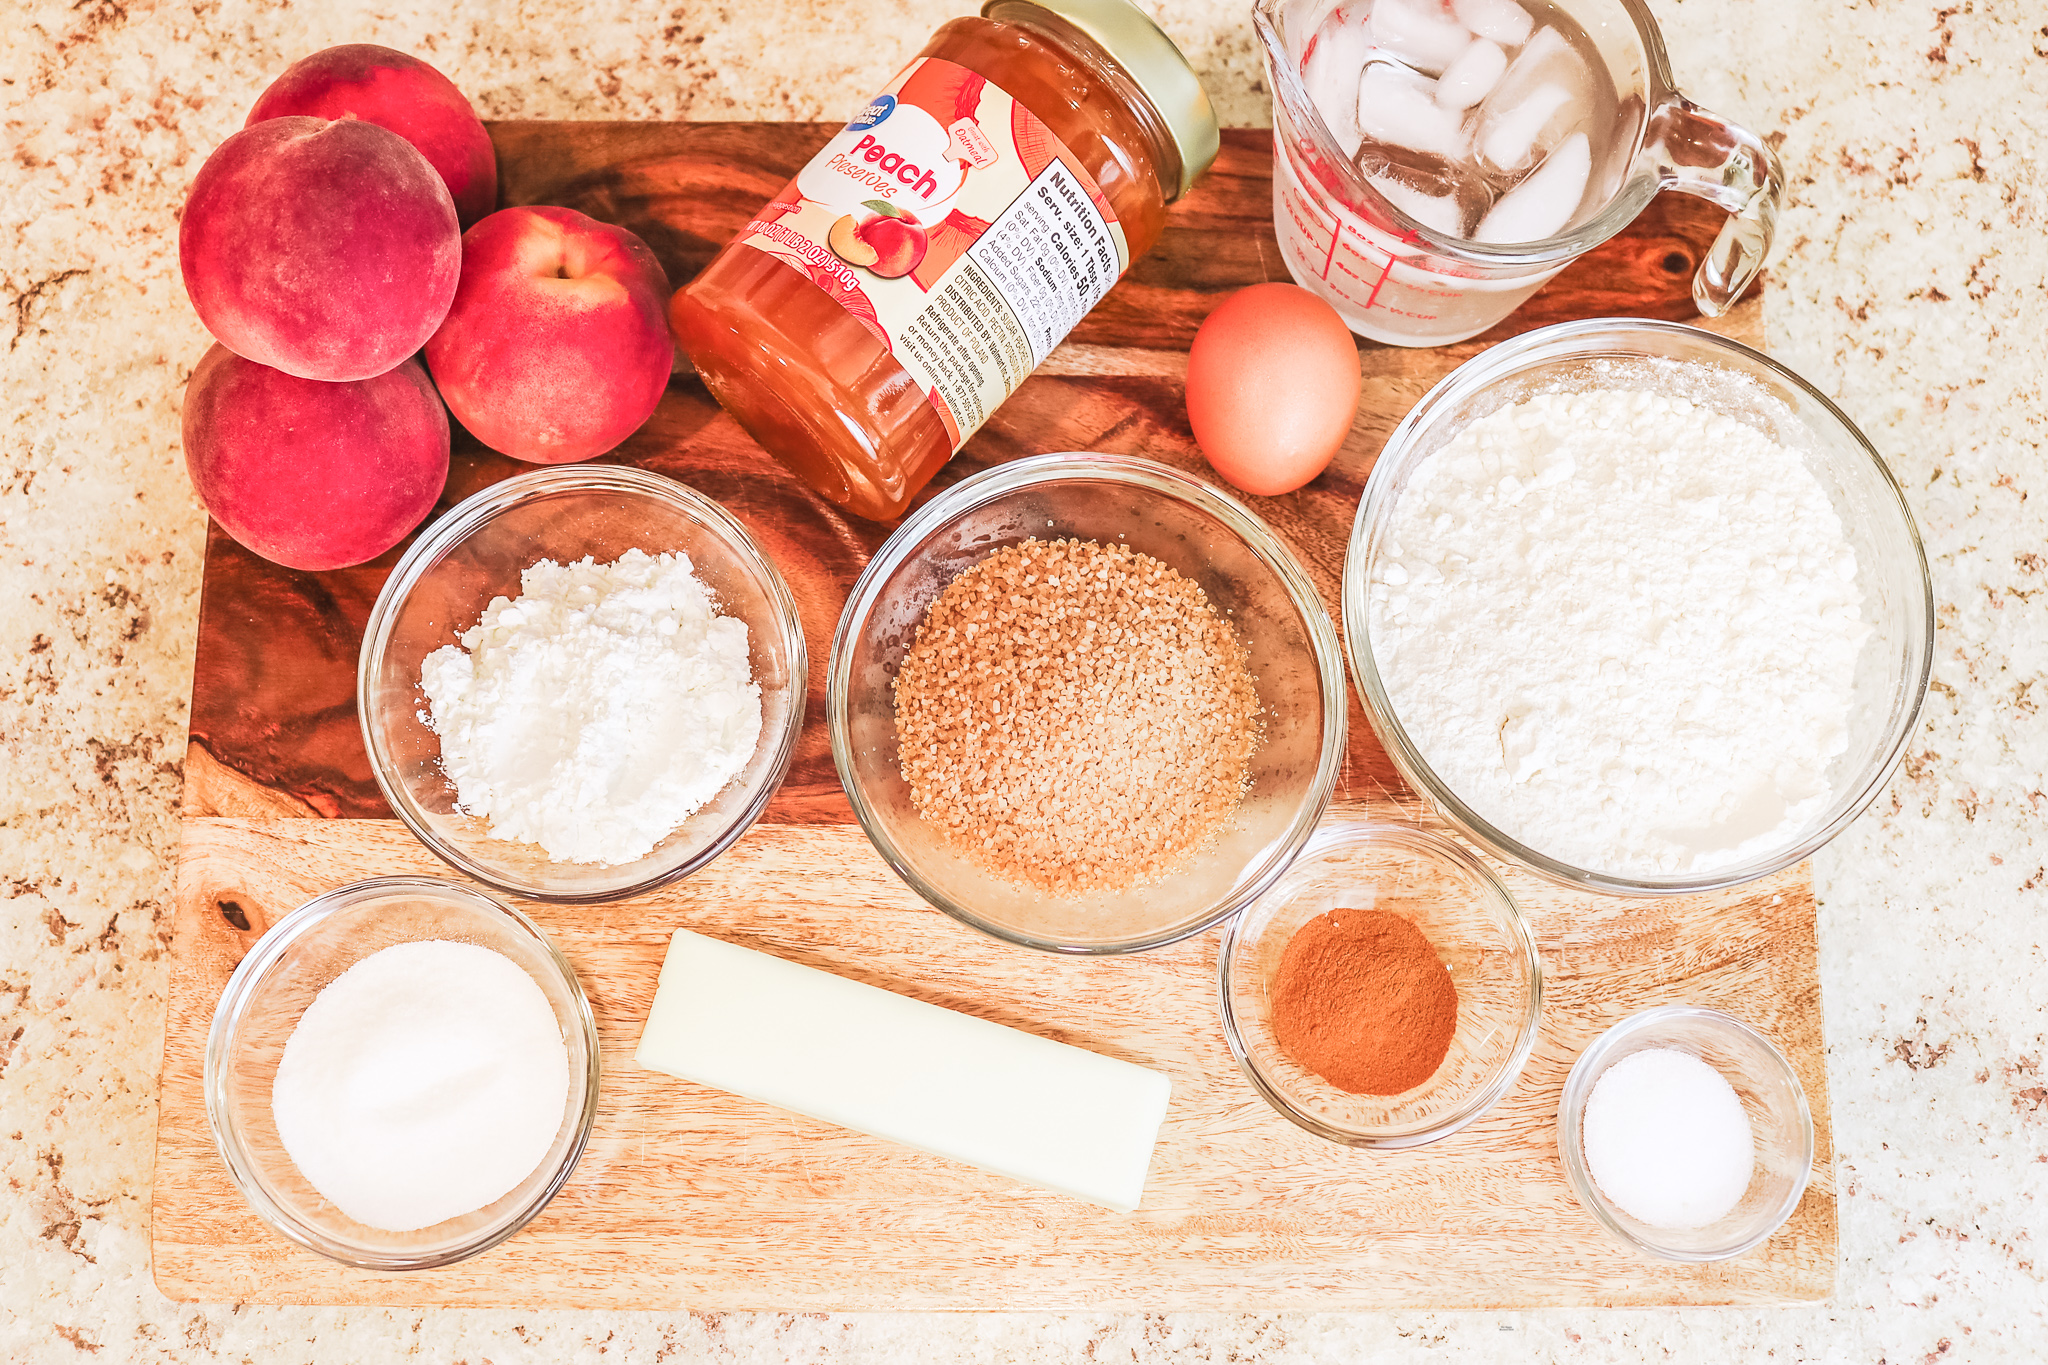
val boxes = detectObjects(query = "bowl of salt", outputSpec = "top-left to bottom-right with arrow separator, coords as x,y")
1557,1005 -> 1814,1262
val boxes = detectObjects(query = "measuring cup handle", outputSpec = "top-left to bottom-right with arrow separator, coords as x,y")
1646,97 -> 1785,317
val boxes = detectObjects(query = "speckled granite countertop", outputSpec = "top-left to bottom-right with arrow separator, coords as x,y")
3,1 -> 2042,1359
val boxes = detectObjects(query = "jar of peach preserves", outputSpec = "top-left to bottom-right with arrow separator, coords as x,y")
669,0 -> 1220,521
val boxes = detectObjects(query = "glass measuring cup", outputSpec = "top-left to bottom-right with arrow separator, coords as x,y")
1255,0 -> 1784,345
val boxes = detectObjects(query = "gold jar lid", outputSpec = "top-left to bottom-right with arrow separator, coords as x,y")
985,0 -> 1222,200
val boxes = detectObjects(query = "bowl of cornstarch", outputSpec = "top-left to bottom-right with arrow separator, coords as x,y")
360,465 -> 808,902
1558,1005 -> 1814,1261
829,454 -> 1348,954
204,877 -> 600,1269
1343,318 -> 1935,896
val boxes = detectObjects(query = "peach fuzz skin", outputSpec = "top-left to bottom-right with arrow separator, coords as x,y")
179,117 -> 460,382
182,344 -> 450,572
425,206 -> 674,464
247,44 -> 498,227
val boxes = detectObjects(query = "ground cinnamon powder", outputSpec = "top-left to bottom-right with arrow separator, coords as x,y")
1269,907 -> 1458,1095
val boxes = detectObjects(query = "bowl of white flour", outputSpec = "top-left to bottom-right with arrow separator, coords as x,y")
360,465 -> 808,902
1343,319 -> 1933,895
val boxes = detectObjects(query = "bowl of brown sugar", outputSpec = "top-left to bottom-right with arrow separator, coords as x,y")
829,454 -> 1348,954
1219,819 -> 1543,1147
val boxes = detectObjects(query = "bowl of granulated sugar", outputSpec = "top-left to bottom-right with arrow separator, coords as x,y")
1344,318 -> 1934,897
829,454 -> 1348,954
205,877 -> 600,1269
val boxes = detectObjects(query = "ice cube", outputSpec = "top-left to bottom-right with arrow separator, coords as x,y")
1477,81 -> 1574,172
1370,176 -> 1467,237
1453,0 -> 1534,47
1471,27 -> 1590,178
1474,131 -> 1592,242
1357,135 -> 1495,236
1435,37 -> 1506,110
1357,59 -> 1471,161
1302,6 -> 1377,157
1369,0 -> 1475,77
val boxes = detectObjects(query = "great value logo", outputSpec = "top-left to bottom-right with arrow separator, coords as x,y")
848,94 -> 898,131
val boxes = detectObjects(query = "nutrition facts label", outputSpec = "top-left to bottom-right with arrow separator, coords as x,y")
897,161 -> 1120,436
968,161 -> 1119,367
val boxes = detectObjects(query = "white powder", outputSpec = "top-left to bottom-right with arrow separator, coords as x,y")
421,548 -> 763,866
1582,1046 -> 1755,1229
1369,383 -> 1871,875
271,940 -> 570,1233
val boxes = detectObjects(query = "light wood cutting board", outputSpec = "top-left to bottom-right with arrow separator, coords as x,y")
152,122 -> 1834,1308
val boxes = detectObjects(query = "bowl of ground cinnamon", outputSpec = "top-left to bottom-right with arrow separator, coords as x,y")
829,454 -> 1348,954
1219,820 -> 1542,1147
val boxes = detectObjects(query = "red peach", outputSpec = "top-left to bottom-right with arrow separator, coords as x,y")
857,210 -> 928,279
425,206 -> 673,464
182,343 -> 450,571
247,44 -> 498,227
180,116 -> 460,381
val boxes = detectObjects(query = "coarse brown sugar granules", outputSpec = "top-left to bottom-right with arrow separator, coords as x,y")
1269,907 -> 1458,1095
892,536 -> 1262,896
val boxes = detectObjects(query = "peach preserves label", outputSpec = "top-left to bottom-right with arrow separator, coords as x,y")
736,58 -> 1131,449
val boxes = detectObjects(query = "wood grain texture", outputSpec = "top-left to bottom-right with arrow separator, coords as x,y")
155,817 -> 1834,1309
159,121 -> 1820,1308
181,124 -> 1757,822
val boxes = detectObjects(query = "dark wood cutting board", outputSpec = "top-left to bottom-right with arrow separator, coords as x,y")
153,123 -> 1834,1308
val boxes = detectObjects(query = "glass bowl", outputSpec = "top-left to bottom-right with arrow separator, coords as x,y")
359,465 -> 807,903
1342,318 -> 1935,896
1558,1005 -> 1814,1261
829,453 -> 1347,954
1218,819 -> 1542,1147
203,877 -> 600,1270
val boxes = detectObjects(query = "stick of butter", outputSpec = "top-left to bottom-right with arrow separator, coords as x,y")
634,928 -> 1171,1212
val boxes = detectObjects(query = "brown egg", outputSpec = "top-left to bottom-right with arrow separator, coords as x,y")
1186,282 -> 1360,496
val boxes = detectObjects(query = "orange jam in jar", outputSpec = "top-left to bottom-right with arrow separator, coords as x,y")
670,0 -> 1219,521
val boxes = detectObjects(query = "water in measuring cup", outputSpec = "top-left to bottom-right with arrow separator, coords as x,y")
1274,0 -> 1628,343
1304,0 -> 1618,242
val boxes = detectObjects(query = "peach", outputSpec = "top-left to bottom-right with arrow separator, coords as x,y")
182,343 -> 450,571
827,214 -> 879,268
858,211 -> 929,279
247,44 -> 498,227
827,206 -> 928,279
180,116 -> 460,381
425,206 -> 673,464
